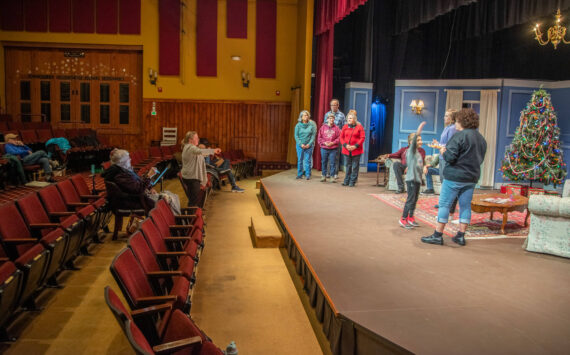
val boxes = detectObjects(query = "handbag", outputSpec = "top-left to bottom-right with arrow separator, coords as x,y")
126,214 -> 144,234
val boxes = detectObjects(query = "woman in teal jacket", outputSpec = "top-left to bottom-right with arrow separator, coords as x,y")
294,110 -> 317,180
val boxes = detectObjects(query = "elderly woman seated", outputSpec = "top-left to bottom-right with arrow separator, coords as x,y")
102,149 -> 158,212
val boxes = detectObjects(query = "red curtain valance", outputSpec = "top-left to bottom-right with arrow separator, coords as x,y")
314,0 -> 368,35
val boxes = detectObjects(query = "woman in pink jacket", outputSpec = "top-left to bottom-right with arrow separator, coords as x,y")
340,111 -> 365,187
317,113 -> 341,182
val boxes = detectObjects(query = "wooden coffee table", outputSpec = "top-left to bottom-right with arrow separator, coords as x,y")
471,193 -> 530,234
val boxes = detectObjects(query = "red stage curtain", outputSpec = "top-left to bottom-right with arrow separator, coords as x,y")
72,0 -> 95,33
159,0 -> 180,75
25,0 -> 47,32
97,0 -> 118,34
49,0 -> 71,32
1,0 -> 24,31
315,0 -> 368,35
196,0 -> 217,76
119,0 -> 140,34
312,0 -> 368,169
227,0 -> 247,38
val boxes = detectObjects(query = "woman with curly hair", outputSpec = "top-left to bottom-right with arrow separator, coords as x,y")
421,108 -> 487,247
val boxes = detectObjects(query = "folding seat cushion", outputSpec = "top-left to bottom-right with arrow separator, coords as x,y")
153,206 -> 204,249
129,232 -> 194,284
0,261 -> 23,335
19,130 -> 39,144
139,220 -> 197,279
110,248 -> 189,312
56,179 -> 98,238
38,185 -> 86,257
36,129 -> 54,143
150,211 -> 200,258
18,193 -> 79,269
123,311 -> 224,355
0,204 -> 50,306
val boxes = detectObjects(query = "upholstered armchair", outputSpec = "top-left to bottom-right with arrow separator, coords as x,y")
524,180 -> 570,258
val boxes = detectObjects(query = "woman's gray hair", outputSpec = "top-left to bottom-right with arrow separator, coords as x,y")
297,110 -> 311,122
110,149 -> 131,169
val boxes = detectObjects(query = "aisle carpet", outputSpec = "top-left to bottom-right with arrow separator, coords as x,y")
370,193 -> 529,239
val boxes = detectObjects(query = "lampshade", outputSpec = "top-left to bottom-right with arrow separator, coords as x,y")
417,100 -> 424,108
410,100 -> 417,107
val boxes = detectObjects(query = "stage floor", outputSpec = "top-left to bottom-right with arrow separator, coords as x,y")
261,169 -> 570,354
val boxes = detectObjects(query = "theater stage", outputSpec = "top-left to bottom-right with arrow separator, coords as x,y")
259,170 -> 570,355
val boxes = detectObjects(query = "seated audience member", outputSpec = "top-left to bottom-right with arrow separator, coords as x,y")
422,155 -> 439,195
198,143 -> 244,193
381,134 -> 426,193
4,133 -> 56,182
317,113 -> 341,182
102,149 -> 181,214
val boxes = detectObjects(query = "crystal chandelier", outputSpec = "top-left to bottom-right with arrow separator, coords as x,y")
534,9 -> 570,49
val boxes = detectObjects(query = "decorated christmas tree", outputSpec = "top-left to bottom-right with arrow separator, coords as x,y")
501,88 -> 567,186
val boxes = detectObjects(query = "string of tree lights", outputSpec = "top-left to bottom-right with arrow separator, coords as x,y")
501,88 -> 567,186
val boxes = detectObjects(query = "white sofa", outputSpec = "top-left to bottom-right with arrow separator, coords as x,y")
524,180 -> 570,258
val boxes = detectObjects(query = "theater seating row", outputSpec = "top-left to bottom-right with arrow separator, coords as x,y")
105,199 -> 227,354
220,150 -> 255,181
0,126 -> 114,172
0,174 -> 112,340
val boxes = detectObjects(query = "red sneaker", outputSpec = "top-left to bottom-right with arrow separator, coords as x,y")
406,216 -> 419,227
399,218 -> 411,229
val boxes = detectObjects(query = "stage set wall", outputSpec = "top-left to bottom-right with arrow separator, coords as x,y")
0,0 -> 314,159
393,79 -> 570,189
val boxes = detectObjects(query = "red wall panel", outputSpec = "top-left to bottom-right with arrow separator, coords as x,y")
72,0 -> 94,33
49,0 -> 71,32
227,0 -> 247,39
159,0 -> 180,75
1,0 -> 24,31
119,0 -> 140,34
196,0 -> 217,76
25,0 -> 48,32
97,0 -> 118,34
256,0 -> 276,78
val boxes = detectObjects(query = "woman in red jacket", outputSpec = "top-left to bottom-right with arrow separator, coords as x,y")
340,111 -> 365,187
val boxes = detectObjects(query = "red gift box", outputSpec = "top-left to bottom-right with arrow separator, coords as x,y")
500,185 -> 507,194
528,187 -> 545,196
506,184 -> 529,196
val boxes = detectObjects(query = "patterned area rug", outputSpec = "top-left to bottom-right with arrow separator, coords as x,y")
370,193 -> 529,239
0,172 -> 105,206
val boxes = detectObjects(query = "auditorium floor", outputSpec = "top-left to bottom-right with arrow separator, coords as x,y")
1,177 -> 323,354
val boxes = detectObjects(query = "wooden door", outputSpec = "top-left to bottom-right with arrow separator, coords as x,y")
4,45 -> 142,132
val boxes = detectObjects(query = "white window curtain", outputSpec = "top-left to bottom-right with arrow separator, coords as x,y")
479,90 -> 498,187
445,89 -> 463,111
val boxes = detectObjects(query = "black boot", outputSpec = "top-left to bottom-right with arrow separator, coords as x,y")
451,232 -> 466,246
421,231 -> 443,245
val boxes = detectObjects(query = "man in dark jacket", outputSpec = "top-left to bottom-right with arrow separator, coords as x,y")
421,109 -> 487,247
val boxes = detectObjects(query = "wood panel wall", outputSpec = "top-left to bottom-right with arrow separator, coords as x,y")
140,99 -> 291,162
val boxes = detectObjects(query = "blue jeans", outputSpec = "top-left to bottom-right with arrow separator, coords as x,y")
296,144 -> 313,178
23,150 -> 51,174
320,148 -> 337,177
343,154 -> 360,185
437,179 -> 476,224
425,167 -> 439,190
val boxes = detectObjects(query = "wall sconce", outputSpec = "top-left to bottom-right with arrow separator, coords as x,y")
410,99 -> 424,115
148,68 -> 158,86
241,71 -> 250,88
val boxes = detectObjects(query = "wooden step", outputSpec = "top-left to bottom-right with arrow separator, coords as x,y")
250,216 -> 283,248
